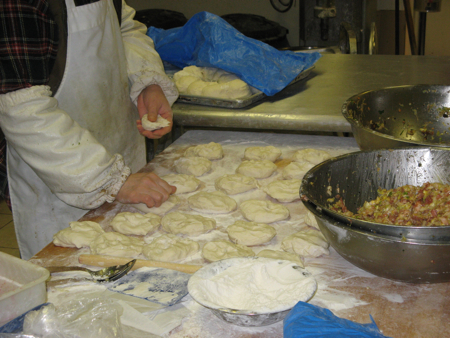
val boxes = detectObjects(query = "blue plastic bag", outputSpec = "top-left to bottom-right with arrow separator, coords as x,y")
147,11 -> 321,96
283,302 -> 390,338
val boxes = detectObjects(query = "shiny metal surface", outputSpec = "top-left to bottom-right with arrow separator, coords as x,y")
342,85 -> 450,150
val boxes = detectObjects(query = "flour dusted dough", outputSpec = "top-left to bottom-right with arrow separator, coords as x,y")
263,179 -> 302,203
188,191 -> 237,214
227,220 -> 276,246
141,114 -> 170,131
184,142 -> 224,160
131,195 -> 180,216
240,199 -> 290,223
236,160 -> 277,179
162,174 -> 201,194
89,232 -> 144,258
304,210 -> 320,229
110,212 -> 161,236
161,211 -> 216,236
282,161 -> 315,180
142,234 -> 200,262
293,148 -> 331,165
256,249 -> 305,267
281,229 -> 329,258
215,174 -> 257,195
244,146 -> 282,162
53,221 -> 104,248
202,240 -> 255,262
175,157 -> 212,177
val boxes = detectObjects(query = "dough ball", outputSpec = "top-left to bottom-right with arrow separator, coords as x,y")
293,149 -> 331,165
141,114 -> 170,131
173,65 -> 203,81
89,232 -> 144,258
227,220 -> 276,246
304,211 -> 320,229
188,191 -> 237,214
202,240 -> 255,262
244,146 -> 282,162
110,212 -> 161,236
142,234 -> 200,262
281,229 -> 329,258
236,160 -> 277,179
282,161 -> 314,180
186,79 -> 210,96
175,157 -> 212,176
215,174 -> 257,195
240,199 -> 290,223
263,179 -> 302,203
173,75 -> 199,93
201,79 -> 251,99
256,249 -> 304,267
184,142 -> 224,160
53,221 -> 104,248
131,195 -> 180,216
161,211 -> 216,236
162,174 -> 201,194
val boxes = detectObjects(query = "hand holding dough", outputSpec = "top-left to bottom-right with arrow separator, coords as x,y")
141,114 -> 170,131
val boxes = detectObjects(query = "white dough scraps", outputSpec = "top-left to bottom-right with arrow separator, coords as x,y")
188,191 -> 237,214
141,114 -> 170,131
293,148 -> 331,165
256,249 -> 305,267
244,146 -> 282,162
161,211 -> 216,236
142,234 -> 200,262
53,221 -> 104,248
282,161 -> 315,180
184,142 -> 224,160
110,212 -> 161,236
131,195 -> 180,216
202,240 -> 255,262
161,174 -> 201,194
240,199 -> 290,223
263,179 -> 302,203
236,160 -> 277,179
281,229 -> 329,258
89,232 -> 144,258
215,173 -> 257,195
175,156 -> 212,176
227,220 -> 276,246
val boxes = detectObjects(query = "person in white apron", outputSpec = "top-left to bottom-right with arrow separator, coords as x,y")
0,0 -> 179,259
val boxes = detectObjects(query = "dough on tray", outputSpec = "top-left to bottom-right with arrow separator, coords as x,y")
281,229 -> 329,258
188,191 -> 237,214
161,174 -> 201,194
53,221 -> 104,248
131,195 -> 180,216
184,142 -> 224,160
89,232 -> 144,258
236,160 -> 277,179
110,212 -> 161,236
226,220 -> 276,246
141,114 -> 170,131
282,161 -> 315,180
161,211 -> 216,236
256,249 -> 305,267
142,234 -> 200,262
244,146 -> 282,162
202,240 -> 255,262
215,173 -> 257,195
240,199 -> 290,223
175,157 -> 212,177
293,148 -> 331,165
263,179 -> 302,203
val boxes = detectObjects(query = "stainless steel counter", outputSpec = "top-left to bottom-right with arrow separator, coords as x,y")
172,54 -> 450,133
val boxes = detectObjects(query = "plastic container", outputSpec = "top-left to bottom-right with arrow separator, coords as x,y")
0,252 -> 49,326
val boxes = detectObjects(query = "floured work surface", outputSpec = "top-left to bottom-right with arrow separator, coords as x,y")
32,130 -> 450,338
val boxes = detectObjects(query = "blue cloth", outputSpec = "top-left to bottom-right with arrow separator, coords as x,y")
283,302 -> 390,338
147,11 -> 321,96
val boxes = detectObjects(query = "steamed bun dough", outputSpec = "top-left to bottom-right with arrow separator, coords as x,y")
215,173 -> 257,195
256,249 -> 304,267
227,220 -> 276,246
143,234 -> 200,262
293,148 -> 331,165
162,174 -> 201,194
53,221 -> 104,248
244,146 -> 282,162
89,232 -> 144,257
175,157 -> 212,177
240,199 -> 290,223
282,161 -> 315,180
202,240 -> 255,262
263,179 -> 302,203
236,160 -> 277,179
141,114 -> 170,131
184,142 -> 224,160
281,229 -> 329,258
188,191 -> 237,214
110,212 -> 161,236
161,211 -> 216,236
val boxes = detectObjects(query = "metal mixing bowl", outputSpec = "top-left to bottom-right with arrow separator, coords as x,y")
342,85 -> 450,150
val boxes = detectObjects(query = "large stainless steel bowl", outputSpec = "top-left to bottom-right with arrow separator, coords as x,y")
342,85 -> 450,150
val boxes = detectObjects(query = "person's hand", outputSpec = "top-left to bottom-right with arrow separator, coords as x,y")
136,84 -> 173,139
116,172 -> 176,208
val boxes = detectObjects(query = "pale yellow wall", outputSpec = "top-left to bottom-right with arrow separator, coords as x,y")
419,1 -> 450,56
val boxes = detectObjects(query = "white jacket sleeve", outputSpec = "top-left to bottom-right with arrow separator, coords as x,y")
121,1 -> 179,106
0,86 -> 131,209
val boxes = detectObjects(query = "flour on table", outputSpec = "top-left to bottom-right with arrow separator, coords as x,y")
282,161 -> 315,180
131,195 -> 180,216
161,174 -> 201,194
281,229 -> 329,258
236,160 -> 277,179
263,179 -> 302,203
141,114 -> 170,131
188,191 -> 237,214
175,157 -> 212,176
256,249 -> 304,267
142,234 -> 200,262
161,211 -> 216,236
202,240 -> 255,262
240,199 -> 290,223
214,173 -> 257,195
293,148 -> 331,165
89,232 -> 144,257
227,220 -> 276,246
53,221 -> 104,248
110,212 -> 161,236
304,210 -> 320,229
184,142 -> 224,160
244,146 -> 282,162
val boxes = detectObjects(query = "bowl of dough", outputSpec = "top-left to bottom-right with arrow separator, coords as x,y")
188,256 -> 317,327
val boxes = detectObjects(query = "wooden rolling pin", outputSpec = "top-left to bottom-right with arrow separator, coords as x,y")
78,254 -> 202,274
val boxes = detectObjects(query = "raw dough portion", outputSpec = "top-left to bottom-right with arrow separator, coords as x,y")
263,179 -> 302,203
89,232 -> 144,257
293,149 -> 331,165
53,221 -> 104,248
184,142 -> 224,160
240,199 -> 290,223
244,146 -> 282,162
162,174 -> 201,194
215,174 -> 257,195
186,79 -> 210,96
201,79 -> 251,99
188,191 -> 237,214
175,157 -> 212,176
304,210 -> 320,229
110,212 -> 161,236
141,114 -> 170,131
131,195 -> 180,216
161,211 -> 216,236
281,229 -> 329,258
202,240 -> 255,262
142,234 -> 200,262
256,249 -> 304,267
236,160 -> 277,179
282,161 -> 315,180
227,220 -> 276,246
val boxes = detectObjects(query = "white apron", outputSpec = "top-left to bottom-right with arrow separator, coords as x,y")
8,0 -> 146,259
